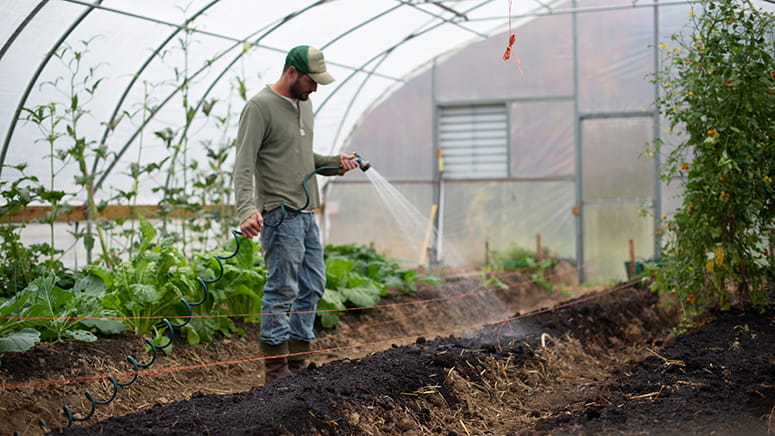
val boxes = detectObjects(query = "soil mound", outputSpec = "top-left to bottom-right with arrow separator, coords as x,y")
53,285 -> 704,435
3,274 -> 773,435
538,308 -> 775,435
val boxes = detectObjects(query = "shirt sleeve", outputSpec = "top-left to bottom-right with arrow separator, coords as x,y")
233,100 -> 265,223
314,153 -> 342,176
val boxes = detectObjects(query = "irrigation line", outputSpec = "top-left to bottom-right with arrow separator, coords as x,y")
0,252 -> 615,323
0,250 -> 615,322
4,253 -> 631,393
5,279 -> 640,394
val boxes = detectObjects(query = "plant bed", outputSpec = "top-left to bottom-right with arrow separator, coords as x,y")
2,275 -> 773,435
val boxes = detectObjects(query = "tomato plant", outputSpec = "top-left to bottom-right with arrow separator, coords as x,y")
650,0 -> 774,315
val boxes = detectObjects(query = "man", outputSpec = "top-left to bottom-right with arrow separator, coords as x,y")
233,45 -> 358,383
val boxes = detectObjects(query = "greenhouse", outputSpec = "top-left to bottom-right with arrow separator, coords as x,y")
1,0 -> 774,434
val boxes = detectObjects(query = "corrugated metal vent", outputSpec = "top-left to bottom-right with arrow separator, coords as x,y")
439,104 -> 509,179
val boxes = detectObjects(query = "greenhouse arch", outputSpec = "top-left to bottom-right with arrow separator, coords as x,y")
1,1 -> 774,433
1,0 -> 773,280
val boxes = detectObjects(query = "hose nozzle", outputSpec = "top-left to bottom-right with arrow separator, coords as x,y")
351,152 -> 371,172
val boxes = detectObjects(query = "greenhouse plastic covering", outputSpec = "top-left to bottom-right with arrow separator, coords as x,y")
1,0 -> 559,198
2,0 -> 773,281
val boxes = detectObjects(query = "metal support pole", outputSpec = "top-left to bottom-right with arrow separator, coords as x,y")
572,0 -> 584,284
652,0 -> 663,259
431,57 -> 443,267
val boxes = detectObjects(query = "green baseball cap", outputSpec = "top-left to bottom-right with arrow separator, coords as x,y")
285,45 -> 335,85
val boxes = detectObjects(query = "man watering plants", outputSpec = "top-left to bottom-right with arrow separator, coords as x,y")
233,45 -> 359,383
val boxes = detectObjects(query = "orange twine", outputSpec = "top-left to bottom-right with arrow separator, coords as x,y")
502,0 -> 524,74
502,33 -> 516,60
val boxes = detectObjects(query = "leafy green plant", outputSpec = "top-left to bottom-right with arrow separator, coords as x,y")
62,41 -> 112,264
0,271 -> 125,353
89,216 -> 197,336
29,39 -> 116,266
180,236 -> 265,345
476,268 -> 509,291
489,243 -> 560,291
318,244 -> 433,328
111,80 -> 168,259
0,164 -> 68,297
199,235 -> 265,323
649,0 -> 774,316
20,102 -> 67,265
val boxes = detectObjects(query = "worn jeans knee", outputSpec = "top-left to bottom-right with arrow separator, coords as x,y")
260,209 -> 325,344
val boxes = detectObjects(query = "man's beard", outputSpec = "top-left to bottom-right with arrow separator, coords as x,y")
289,77 -> 310,101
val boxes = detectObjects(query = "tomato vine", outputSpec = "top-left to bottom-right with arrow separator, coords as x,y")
650,0 -> 774,315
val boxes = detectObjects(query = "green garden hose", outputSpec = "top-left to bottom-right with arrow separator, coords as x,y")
61,229 -> 243,427
263,165 -> 342,229
57,157 -> 371,429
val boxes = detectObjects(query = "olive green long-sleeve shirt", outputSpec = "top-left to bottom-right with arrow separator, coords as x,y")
233,85 -> 340,224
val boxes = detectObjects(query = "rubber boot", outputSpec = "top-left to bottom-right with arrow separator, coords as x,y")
287,339 -> 311,373
260,340 -> 293,383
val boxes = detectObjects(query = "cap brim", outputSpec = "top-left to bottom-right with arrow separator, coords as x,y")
309,71 -> 335,85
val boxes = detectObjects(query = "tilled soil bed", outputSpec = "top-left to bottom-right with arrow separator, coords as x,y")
2,271 -> 774,435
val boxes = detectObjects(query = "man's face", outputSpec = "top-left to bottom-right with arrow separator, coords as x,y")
290,70 -> 318,101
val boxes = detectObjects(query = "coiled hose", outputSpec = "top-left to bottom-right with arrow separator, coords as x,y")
263,165 -> 341,229
59,229 -> 244,428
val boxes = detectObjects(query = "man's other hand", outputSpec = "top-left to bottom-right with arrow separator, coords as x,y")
239,212 -> 263,238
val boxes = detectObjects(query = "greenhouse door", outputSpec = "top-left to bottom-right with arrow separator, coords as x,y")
580,116 -> 656,281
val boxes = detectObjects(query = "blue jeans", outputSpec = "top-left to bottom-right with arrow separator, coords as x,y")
259,208 -> 326,345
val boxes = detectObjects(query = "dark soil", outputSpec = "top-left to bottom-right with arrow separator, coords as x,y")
538,307 -> 775,436
2,269 -> 774,435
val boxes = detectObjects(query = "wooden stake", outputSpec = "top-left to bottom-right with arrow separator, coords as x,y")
485,239 -> 490,266
536,233 -> 542,264
628,239 -> 636,278
419,204 -> 439,266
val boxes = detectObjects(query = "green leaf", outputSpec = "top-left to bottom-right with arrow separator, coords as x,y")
0,328 -> 41,352
138,216 -> 156,252
86,265 -> 113,289
182,324 -> 200,346
317,309 -> 340,329
325,256 -> 355,289
80,318 -> 126,335
237,77 -> 247,101
341,282 -> 381,308
345,271 -> 368,289
421,276 -> 442,285
321,288 -> 346,310
65,329 -> 97,342
72,272 -> 106,297
317,292 -> 344,329
382,275 -> 404,289
125,284 -> 161,311
234,237 -> 257,269
183,314 -> 237,345
24,273 -> 68,317
202,99 -> 216,116
227,286 -> 261,301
